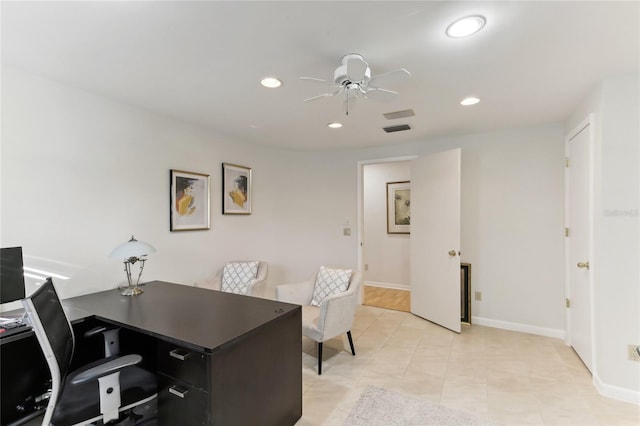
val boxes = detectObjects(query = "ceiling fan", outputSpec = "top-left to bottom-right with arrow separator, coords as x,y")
300,53 -> 411,115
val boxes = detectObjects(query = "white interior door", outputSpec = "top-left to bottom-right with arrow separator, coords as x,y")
565,117 -> 594,371
410,149 -> 461,333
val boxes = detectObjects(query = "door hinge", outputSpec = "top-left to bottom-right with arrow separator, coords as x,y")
565,227 -> 570,237
565,298 -> 570,308
565,157 -> 569,167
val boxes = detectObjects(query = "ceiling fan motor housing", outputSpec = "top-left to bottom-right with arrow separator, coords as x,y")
334,54 -> 371,85
334,66 -> 371,85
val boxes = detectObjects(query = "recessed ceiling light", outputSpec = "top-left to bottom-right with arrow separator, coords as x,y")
328,122 -> 342,129
446,15 -> 486,38
460,97 -> 480,106
261,77 -> 282,88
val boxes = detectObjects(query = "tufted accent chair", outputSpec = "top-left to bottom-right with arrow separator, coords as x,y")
275,269 -> 362,374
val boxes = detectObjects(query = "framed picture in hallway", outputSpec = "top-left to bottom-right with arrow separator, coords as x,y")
386,181 -> 410,234
222,163 -> 252,215
170,169 -> 211,231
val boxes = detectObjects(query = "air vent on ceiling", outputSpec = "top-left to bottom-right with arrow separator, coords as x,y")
383,109 -> 415,120
383,124 -> 412,133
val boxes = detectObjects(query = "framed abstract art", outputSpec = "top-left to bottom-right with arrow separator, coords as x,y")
170,169 -> 211,231
222,163 -> 252,215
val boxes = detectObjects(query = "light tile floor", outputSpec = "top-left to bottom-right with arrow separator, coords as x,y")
296,305 -> 640,425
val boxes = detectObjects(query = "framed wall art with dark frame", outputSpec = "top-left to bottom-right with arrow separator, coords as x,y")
386,181 -> 410,234
222,163 -> 252,215
170,169 -> 211,231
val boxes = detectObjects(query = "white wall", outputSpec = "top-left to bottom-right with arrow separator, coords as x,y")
358,128 -> 565,337
599,73 -> 640,398
459,129 -> 565,333
354,126 -> 566,335
363,161 -> 411,287
1,67 -> 565,340
567,72 -> 640,402
0,67 -> 359,309
2,67 -> 566,337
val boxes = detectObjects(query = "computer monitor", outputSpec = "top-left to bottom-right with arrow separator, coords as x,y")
0,247 -> 26,304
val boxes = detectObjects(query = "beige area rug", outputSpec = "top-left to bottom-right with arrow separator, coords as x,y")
344,386 -> 501,426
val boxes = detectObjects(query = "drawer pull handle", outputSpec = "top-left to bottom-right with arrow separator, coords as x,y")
169,348 -> 191,361
168,385 -> 189,399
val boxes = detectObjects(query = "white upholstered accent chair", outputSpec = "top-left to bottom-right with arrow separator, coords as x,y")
276,269 -> 362,375
195,261 -> 268,297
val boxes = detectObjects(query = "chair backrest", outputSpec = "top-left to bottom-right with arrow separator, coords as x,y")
22,277 -> 75,425
221,260 -> 268,295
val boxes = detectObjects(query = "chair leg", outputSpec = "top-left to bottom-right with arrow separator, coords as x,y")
317,342 -> 323,375
347,331 -> 356,356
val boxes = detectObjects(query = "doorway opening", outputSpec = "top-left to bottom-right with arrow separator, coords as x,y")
358,157 -> 414,312
358,150 -> 463,332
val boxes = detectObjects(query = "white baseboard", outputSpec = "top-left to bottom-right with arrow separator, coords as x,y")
364,281 -> 410,291
472,316 -> 566,340
593,372 -> 640,405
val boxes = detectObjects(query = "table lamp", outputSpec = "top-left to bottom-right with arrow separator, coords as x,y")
109,235 -> 156,296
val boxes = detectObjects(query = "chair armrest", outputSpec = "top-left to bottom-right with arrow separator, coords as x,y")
275,280 -> 314,305
317,290 -> 359,340
247,261 -> 269,297
84,325 -> 121,357
246,278 -> 267,297
71,354 -> 142,385
83,325 -> 115,338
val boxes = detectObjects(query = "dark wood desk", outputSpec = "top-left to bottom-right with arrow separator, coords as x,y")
2,281 -> 302,426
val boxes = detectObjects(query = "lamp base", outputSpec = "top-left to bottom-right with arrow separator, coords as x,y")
120,285 -> 144,296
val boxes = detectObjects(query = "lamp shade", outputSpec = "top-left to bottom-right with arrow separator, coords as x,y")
109,235 -> 156,259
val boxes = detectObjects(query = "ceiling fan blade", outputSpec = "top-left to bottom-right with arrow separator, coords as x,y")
303,93 -> 334,102
300,76 -> 329,84
364,88 -> 398,102
346,56 -> 368,82
302,84 -> 345,102
368,68 -> 411,88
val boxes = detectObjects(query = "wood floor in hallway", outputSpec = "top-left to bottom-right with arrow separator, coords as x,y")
363,285 -> 410,312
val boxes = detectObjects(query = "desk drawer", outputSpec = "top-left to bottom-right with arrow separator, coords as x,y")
158,373 -> 208,426
157,340 -> 208,389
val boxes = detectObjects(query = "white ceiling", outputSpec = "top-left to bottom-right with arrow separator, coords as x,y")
2,1 -> 638,151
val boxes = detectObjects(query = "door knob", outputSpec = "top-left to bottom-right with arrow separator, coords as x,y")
448,250 -> 457,257
577,261 -> 590,270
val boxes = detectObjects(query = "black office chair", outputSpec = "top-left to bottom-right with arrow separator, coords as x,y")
22,278 -> 157,425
